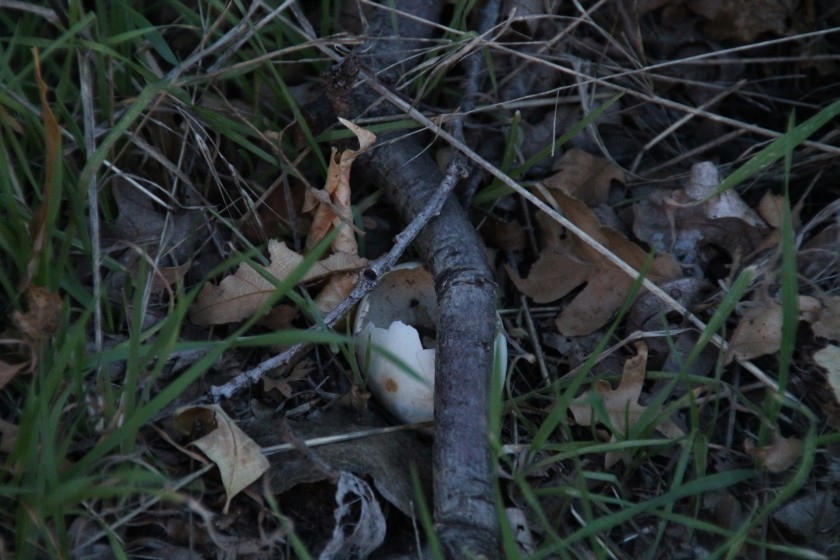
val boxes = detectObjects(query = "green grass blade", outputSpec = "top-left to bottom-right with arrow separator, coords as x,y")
712,99 -> 840,197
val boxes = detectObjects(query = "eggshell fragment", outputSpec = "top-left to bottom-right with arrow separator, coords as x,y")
357,320 -> 435,423
354,262 -> 507,425
355,263 -> 437,424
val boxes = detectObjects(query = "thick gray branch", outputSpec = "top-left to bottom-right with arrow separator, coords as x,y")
326,2 -> 502,557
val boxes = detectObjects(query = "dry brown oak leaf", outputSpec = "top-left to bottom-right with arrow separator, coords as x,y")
507,188 -> 681,336
569,341 -> 685,468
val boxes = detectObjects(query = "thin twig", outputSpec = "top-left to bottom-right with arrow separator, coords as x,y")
629,80 -> 748,174
261,421 -> 433,456
206,0 -> 298,72
0,0 -> 60,24
78,53 -> 103,360
78,462 -> 215,551
492,44 -> 840,155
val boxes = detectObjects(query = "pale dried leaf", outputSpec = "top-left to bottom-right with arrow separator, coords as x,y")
0,359 -> 28,392
191,240 -> 367,325
684,162 -> 764,227
727,303 -> 783,364
306,119 -> 375,255
338,117 -> 376,152
543,189 -> 608,262
812,295 -> 840,342
555,270 -> 632,337
0,418 -> 19,453
814,345 -> 840,403
505,507 -> 536,555
569,342 -> 684,467
543,148 -> 624,206
601,227 -> 683,281
727,296 -> 823,363
308,251 -> 368,279
263,376 -> 294,398
191,245 -> 290,325
315,271 -> 359,314
745,432 -> 803,472
262,356 -> 314,398
797,295 -> 822,324
758,192 -> 785,228
506,251 -> 592,304
12,286 -> 61,343
306,147 -> 345,250
174,405 -> 269,513
633,162 -> 769,265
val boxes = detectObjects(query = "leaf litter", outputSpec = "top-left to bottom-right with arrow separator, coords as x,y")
5,2 -> 840,558
506,152 -> 682,335
568,341 -> 685,468
190,118 -> 374,326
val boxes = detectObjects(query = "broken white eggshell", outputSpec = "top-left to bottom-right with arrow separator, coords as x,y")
357,320 -> 436,424
354,262 -> 507,425
354,263 -> 438,424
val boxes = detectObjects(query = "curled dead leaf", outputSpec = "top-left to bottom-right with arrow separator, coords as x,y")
633,161 -> 768,267
12,286 -> 62,343
5,286 -> 62,374
173,405 -> 269,513
683,162 -> 764,227
811,295 -> 840,342
814,345 -> 840,407
745,432 -> 803,473
306,118 -> 375,255
191,120 -> 374,327
263,360 -> 313,398
569,342 -> 684,467
728,295 -> 839,364
319,471 -> 386,560
758,192 -> 785,229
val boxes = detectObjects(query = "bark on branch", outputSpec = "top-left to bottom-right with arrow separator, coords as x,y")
325,1 -> 501,557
